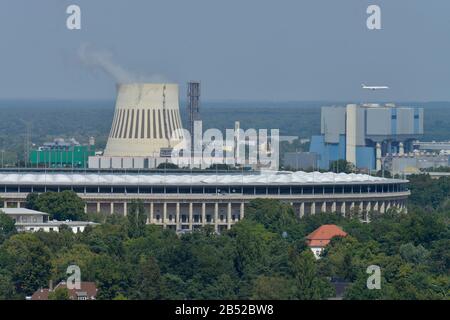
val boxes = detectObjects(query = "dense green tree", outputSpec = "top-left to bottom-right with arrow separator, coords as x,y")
251,275 -> 293,300
35,191 -> 86,221
127,200 -> 147,238
290,250 -> 334,299
160,274 -> 186,300
399,243 -> 430,265
25,192 -> 39,210
85,254 -> 130,300
0,270 -> 16,299
428,239 -> 450,275
230,220 -> 278,278
157,162 -> 179,169
0,211 -> 16,244
207,164 -> 233,171
244,199 -> 304,239
134,256 -> 162,299
51,243 -> 98,282
0,234 -> 52,296
201,274 -> 238,300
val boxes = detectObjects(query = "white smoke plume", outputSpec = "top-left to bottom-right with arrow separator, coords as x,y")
78,43 -> 168,84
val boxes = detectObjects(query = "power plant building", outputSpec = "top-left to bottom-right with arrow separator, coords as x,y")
310,104 -> 424,171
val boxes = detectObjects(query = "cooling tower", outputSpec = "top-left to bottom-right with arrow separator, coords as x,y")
104,83 -> 183,157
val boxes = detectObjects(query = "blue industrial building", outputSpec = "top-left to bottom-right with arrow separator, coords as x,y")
310,104 -> 424,171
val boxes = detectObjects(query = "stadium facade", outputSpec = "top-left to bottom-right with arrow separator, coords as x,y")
0,170 -> 409,232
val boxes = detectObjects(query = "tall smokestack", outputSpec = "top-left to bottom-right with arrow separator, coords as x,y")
187,81 -> 201,152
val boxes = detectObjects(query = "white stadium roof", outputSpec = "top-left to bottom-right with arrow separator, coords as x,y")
0,171 -> 405,186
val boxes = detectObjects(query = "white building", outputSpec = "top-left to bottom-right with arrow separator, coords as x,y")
0,208 -> 98,233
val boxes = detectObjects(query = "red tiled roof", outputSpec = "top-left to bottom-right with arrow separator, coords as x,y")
31,281 -> 98,300
306,224 -> 347,248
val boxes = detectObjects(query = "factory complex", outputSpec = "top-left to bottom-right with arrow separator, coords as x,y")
310,103 -> 424,171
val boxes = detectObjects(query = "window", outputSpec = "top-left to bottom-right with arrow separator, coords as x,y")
113,186 -> 126,193
126,187 -> 138,194
255,187 -> 266,195
230,186 -> 242,194
192,187 -> 204,194
178,187 -> 190,194
280,187 -> 291,195
313,186 -> 324,194
85,187 -> 98,193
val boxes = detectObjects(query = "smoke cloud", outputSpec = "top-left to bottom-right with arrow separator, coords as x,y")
78,43 -> 168,84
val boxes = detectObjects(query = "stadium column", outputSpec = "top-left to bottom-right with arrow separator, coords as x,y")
214,203 -> 219,232
176,203 -> 180,230
331,202 -> 336,213
123,202 -> 127,216
110,202 -> 114,215
84,203 -> 87,214
341,202 -> 346,216
17,202 -> 21,208
227,203 -> 232,229
201,203 -> 206,227
373,201 -> 379,212
380,201 -> 385,213
311,202 -> 316,215
240,202 -> 245,220
321,202 -> 326,213
300,202 -> 305,218
189,203 -> 193,230
97,202 -> 100,213
149,202 -> 154,224
163,203 -> 167,228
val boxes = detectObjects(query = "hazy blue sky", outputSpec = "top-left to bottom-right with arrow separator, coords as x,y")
1,0 -> 450,101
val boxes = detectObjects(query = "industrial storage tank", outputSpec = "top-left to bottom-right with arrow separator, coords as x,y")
104,83 -> 184,157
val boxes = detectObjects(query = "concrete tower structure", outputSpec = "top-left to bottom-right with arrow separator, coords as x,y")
104,83 -> 183,157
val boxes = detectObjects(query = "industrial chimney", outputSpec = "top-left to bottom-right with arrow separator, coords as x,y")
104,83 -> 184,157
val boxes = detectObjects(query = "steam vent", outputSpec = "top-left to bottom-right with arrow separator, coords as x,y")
104,83 -> 184,157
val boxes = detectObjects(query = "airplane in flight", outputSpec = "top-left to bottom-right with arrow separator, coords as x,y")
362,84 -> 389,90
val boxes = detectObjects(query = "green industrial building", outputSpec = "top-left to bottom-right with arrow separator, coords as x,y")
29,139 -> 95,168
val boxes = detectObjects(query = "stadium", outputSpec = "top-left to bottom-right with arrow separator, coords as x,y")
0,169 -> 409,232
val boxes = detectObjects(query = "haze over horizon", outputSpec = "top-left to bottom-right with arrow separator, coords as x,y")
1,0 -> 450,102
